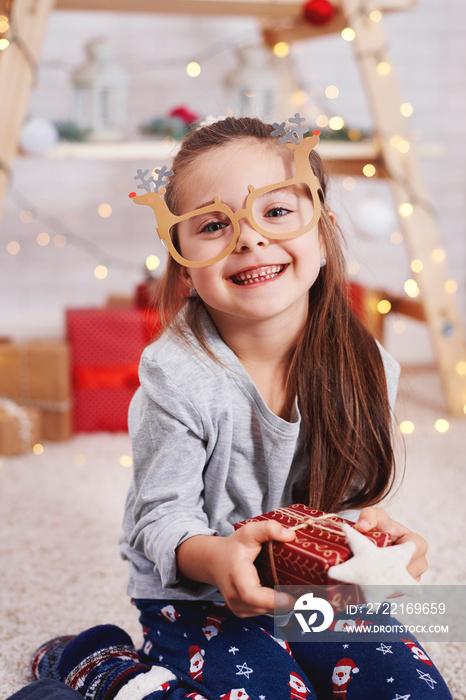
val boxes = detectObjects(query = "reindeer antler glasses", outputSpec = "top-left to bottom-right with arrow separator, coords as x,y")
129,115 -> 323,268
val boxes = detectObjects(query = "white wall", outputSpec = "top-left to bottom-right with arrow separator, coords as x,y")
1,1 -> 464,366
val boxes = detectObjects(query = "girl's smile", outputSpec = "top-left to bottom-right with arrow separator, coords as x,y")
228,263 -> 288,286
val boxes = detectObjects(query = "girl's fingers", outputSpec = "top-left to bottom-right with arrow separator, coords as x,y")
237,519 -> 296,546
226,562 -> 293,616
394,531 -> 428,579
355,507 -> 413,542
224,524 -> 296,616
354,507 -> 428,579
354,506 -> 393,534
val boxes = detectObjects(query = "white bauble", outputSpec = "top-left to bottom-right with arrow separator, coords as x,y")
353,194 -> 397,238
19,116 -> 59,155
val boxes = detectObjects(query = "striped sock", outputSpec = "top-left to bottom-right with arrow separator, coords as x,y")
31,635 -> 75,681
32,625 -> 152,699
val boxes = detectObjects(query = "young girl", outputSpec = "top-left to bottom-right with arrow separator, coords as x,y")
29,116 -> 452,700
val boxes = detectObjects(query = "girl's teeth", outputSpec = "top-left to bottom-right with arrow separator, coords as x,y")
232,265 -> 284,284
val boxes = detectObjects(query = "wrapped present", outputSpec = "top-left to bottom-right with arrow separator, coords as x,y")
0,399 -> 41,455
106,295 -> 135,308
235,504 -> 391,607
66,307 -> 160,432
0,341 -> 72,441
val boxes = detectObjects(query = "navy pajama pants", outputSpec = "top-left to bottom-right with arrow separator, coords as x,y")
134,599 -> 452,700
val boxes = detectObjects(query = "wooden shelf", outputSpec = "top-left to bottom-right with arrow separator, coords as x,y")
54,0 -> 416,19
31,139 -> 180,161
21,138 -> 442,181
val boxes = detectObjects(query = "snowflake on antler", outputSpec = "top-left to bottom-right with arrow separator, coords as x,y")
271,113 -> 308,145
153,165 -> 174,192
134,165 -> 174,193
134,169 -> 155,193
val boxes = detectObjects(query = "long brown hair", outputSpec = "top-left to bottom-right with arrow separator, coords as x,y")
152,117 -> 396,513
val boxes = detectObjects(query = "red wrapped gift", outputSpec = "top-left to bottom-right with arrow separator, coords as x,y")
66,307 -> 160,432
235,504 -> 391,605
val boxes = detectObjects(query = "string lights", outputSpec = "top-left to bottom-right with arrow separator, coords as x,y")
186,61 -> 201,77
399,418 -> 453,435
27,446 -> 135,463
273,41 -> 290,57
0,9 -> 10,51
399,420 -> 415,435
324,85 -> 339,99
341,27 -> 356,42
6,186 -> 146,276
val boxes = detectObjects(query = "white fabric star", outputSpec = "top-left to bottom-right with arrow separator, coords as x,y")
328,524 -> 421,604
376,643 -> 393,655
236,662 -> 253,678
416,669 -> 437,689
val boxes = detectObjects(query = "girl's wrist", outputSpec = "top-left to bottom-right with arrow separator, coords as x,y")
176,534 -> 223,587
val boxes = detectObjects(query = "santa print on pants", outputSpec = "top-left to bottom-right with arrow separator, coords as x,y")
400,637 -> 434,665
261,627 -> 293,656
188,645 -> 206,682
202,612 -> 225,640
159,604 -> 181,623
288,671 -> 311,699
331,658 -> 359,699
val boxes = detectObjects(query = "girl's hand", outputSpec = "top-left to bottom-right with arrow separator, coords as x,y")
354,507 -> 427,581
213,521 -> 297,617
176,522 -> 296,617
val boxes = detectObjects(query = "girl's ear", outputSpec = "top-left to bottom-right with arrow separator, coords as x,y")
325,205 -> 336,225
180,266 -> 194,290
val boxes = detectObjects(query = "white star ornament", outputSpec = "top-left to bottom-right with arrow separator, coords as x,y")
328,523 -> 422,604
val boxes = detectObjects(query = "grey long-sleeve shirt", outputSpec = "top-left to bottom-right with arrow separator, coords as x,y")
120,310 -> 400,600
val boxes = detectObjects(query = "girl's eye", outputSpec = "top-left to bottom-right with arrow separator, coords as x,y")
200,220 -> 228,234
265,207 -> 291,218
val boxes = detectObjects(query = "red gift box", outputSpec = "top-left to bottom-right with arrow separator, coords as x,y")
235,504 -> 391,606
66,307 -> 159,432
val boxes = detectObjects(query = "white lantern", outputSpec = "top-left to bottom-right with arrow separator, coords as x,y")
72,38 -> 128,141
224,45 -> 295,121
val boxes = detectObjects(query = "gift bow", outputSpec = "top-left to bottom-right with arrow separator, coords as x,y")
267,509 -> 346,586
0,398 -> 34,447
74,363 -> 140,390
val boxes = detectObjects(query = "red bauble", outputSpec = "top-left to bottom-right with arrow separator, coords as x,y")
169,106 -> 199,125
302,0 -> 336,25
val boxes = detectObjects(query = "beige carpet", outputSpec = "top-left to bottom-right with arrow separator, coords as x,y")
0,366 -> 465,699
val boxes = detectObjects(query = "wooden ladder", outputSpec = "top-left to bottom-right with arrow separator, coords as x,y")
342,0 -> 466,415
264,0 -> 466,415
0,0 -> 55,223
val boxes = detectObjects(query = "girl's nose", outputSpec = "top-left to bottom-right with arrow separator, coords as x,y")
234,218 -> 269,252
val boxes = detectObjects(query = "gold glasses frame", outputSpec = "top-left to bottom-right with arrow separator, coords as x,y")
129,127 -> 323,268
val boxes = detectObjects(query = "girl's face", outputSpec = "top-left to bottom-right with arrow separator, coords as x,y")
179,141 -> 326,330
